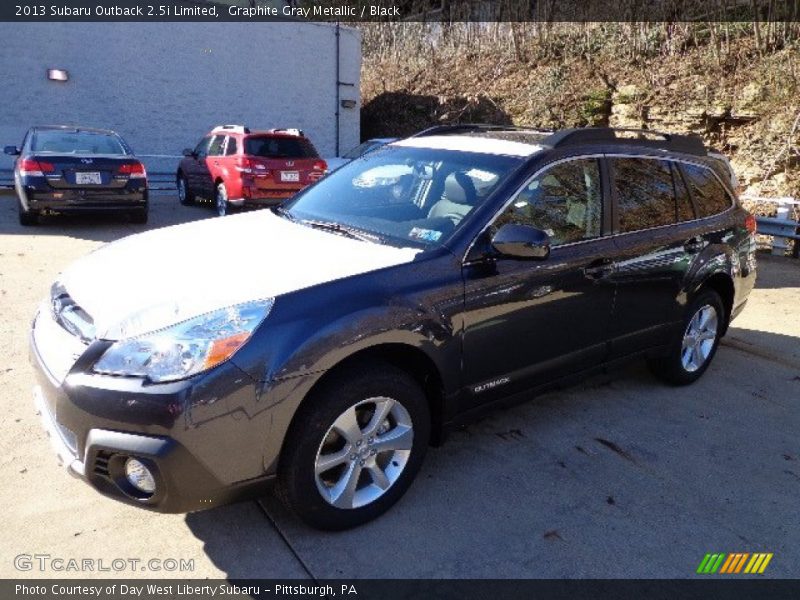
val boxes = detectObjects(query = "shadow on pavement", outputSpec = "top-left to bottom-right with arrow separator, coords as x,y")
185,501 -> 310,579
0,193 -> 212,242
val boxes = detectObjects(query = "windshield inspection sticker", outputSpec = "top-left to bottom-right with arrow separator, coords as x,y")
409,227 -> 442,242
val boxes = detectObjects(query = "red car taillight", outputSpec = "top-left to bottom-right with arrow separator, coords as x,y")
235,157 -> 253,174
312,159 -> 327,172
19,158 -> 54,176
745,213 -> 757,234
118,162 -> 147,179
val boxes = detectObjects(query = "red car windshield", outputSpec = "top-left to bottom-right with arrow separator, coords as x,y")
245,136 -> 318,159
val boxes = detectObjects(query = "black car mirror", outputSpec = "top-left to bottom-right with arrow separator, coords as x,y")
182,148 -> 195,158
4,145 -> 20,156
491,223 -> 551,260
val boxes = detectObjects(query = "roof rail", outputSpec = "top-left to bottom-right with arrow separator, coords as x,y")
268,128 -> 305,137
213,124 -> 250,134
412,123 -> 553,137
543,128 -> 706,155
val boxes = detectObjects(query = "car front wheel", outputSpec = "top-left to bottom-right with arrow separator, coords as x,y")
277,362 -> 430,530
649,289 -> 724,385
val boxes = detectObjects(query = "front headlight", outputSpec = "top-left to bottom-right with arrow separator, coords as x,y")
93,298 -> 273,383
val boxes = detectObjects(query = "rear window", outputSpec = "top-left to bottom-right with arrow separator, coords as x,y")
673,163 -> 695,222
245,136 -> 318,159
613,158 -> 676,232
682,163 -> 732,218
32,130 -> 127,155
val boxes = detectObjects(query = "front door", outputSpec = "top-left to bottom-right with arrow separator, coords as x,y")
460,157 -> 616,410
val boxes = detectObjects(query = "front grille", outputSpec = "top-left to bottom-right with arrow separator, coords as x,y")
93,450 -> 113,478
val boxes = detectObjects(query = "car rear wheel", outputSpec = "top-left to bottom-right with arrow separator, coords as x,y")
215,183 -> 229,217
17,197 -> 38,226
648,289 -> 724,385
276,362 -> 430,530
177,174 -> 194,206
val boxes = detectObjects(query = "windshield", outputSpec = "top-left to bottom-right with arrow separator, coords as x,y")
282,146 -> 523,249
32,130 -> 127,155
245,136 -> 318,159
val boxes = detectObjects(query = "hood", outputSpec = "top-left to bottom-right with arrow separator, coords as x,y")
59,210 -> 420,340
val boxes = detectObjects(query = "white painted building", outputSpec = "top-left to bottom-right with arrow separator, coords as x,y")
0,21 -> 361,176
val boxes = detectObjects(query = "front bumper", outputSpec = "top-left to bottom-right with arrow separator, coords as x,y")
29,312 -> 277,513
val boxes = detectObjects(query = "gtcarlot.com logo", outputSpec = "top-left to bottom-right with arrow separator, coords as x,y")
14,553 -> 195,573
697,552 -> 773,574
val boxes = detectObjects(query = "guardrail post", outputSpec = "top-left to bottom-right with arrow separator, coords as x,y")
772,206 -> 790,256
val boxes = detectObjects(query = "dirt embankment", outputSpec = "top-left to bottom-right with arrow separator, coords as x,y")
360,25 -> 800,203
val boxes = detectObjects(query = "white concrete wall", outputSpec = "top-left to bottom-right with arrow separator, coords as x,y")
0,22 -> 361,175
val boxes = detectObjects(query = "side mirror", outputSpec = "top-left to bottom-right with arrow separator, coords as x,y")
491,223 -> 551,260
4,145 -> 20,156
182,148 -> 195,158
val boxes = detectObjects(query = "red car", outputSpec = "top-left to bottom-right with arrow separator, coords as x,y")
177,125 -> 327,216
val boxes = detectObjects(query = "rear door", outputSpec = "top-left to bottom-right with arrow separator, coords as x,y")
203,135 -> 226,197
605,156 -> 700,358
460,157 -> 617,409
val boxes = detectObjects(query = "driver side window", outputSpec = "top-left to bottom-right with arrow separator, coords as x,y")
495,158 -> 602,246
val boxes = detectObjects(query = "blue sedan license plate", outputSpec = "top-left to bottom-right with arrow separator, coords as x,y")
76,172 -> 101,184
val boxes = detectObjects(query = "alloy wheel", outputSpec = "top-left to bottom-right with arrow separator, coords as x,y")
314,396 -> 413,510
681,304 -> 718,372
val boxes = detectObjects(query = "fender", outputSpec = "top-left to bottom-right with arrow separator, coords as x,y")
227,251 -> 465,474
684,243 -> 735,298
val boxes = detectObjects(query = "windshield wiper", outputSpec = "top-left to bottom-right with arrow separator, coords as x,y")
299,219 -> 379,243
272,205 -> 296,221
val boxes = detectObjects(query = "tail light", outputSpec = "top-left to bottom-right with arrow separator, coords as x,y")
235,157 -> 253,174
118,162 -> 147,179
745,213 -> 757,234
19,158 -> 55,177
308,159 -> 327,181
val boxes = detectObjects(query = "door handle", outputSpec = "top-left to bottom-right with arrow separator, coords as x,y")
583,259 -> 615,280
684,236 -> 705,253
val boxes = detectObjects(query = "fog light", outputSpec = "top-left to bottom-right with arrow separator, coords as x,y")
124,458 -> 156,494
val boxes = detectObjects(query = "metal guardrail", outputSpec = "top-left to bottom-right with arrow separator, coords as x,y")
747,196 -> 800,258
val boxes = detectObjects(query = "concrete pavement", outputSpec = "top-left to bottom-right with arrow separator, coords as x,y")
1,194 -> 798,579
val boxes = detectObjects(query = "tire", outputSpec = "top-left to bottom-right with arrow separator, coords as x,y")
276,361 -> 431,530
18,197 -> 38,226
648,290 -> 725,385
130,209 -> 148,224
215,183 -> 229,217
177,174 -> 194,206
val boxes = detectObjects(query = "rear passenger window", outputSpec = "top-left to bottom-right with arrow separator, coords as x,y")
225,137 -> 238,155
496,158 -> 602,246
613,158 -> 675,232
207,135 -> 225,156
673,163 -> 695,222
682,163 -> 731,218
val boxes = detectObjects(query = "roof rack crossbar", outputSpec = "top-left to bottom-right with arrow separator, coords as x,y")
412,123 -> 553,137
213,124 -> 250,134
544,128 -> 706,155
